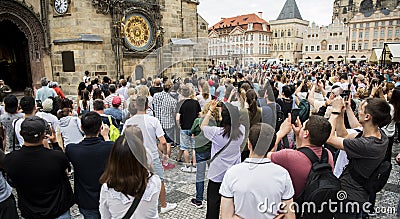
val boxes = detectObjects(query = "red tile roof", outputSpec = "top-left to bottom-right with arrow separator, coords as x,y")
210,13 -> 269,31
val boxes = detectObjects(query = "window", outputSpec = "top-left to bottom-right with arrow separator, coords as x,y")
275,32 -> 278,37
359,31 -> 363,38
305,46 -> 308,51
274,44 -> 278,50
287,43 -> 290,50
381,21 -> 385,26
389,21 -> 393,26
397,20 -> 400,25
366,22 -> 370,28
288,30 -> 291,36
388,29 -> 393,37
341,44 -> 345,50
379,41 -> 383,47
396,30 -> 400,37
351,43 -> 356,50
375,21 -> 379,27
311,46 -> 314,51
360,23 -> 364,28
381,30 -> 385,38
329,45 -> 332,50
281,31 -> 284,37
259,34 -> 262,40
365,31 -> 369,38
335,45 -> 339,50
364,43 -> 368,50
352,31 -> 356,38
358,43 -> 362,50
317,46 -> 320,51
250,35 -> 253,41
280,44 -> 284,50
374,30 -> 378,38
373,42 -> 377,47
353,24 -> 357,28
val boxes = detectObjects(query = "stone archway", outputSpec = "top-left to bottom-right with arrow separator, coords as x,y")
0,0 -> 49,89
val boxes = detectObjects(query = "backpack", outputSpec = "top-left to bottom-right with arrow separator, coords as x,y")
295,147 -> 341,219
267,103 -> 284,132
277,98 -> 293,119
347,131 -> 392,194
298,99 -> 311,123
348,160 -> 391,194
108,116 -> 120,142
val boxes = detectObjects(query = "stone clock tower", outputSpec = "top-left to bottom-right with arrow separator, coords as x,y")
0,0 -> 208,94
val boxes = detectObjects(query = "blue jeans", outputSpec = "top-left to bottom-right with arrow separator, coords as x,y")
195,150 -> 211,202
55,210 -> 71,219
79,208 -> 100,219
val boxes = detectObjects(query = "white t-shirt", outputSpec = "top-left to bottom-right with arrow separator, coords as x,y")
220,158 -> 295,219
99,174 -> 161,219
123,114 -> 164,160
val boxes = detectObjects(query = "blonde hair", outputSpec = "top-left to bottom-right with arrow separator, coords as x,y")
202,101 -> 221,121
138,86 -> 150,97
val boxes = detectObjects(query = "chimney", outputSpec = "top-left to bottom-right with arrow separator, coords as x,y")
258,12 -> 263,18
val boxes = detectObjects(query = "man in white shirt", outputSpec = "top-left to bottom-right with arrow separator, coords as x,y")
123,96 -> 177,214
220,123 -> 295,219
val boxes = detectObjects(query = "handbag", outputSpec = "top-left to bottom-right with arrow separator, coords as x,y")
122,189 -> 145,219
207,137 -> 233,165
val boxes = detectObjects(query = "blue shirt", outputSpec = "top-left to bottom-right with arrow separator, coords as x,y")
36,86 -> 57,103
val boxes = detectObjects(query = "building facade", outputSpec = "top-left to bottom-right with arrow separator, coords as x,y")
0,0 -> 208,94
302,19 -> 349,64
348,8 -> 400,61
269,0 -> 309,64
208,13 -> 272,66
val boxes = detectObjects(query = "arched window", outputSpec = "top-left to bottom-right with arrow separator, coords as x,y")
280,43 -> 284,50
287,43 -> 291,50
288,29 -> 291,37
274,44 -> 278,51
281,31 -> 284,37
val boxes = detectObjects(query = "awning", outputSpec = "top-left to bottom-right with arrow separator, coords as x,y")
348,58 -> 367,61
369,48 -> 383,63
387,44 -> 400,62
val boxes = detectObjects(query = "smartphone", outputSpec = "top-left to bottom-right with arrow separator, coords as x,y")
340,90 -> 351,100
217,101 -> 223,107
36,100 -> 42,108
291,109 -> 301,124
45,123 -> 52,135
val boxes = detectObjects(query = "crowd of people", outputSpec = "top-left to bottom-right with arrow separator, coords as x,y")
0,62 -> 399,219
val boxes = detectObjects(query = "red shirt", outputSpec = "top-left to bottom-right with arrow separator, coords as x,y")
271,146 -> 334,198
53,87 -> 65,99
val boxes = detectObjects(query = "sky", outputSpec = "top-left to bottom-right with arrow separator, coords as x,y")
198,0 -> 335,27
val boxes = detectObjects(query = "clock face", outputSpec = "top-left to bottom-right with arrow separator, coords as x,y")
54,0 -> 69,15
124,14 -> 153,51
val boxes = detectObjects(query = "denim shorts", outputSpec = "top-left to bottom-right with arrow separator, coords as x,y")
180,130 -> 194,150
152,157 -> 164,180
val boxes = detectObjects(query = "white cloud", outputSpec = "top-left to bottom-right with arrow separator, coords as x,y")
198,0 -> 335,27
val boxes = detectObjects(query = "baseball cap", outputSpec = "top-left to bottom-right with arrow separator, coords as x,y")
42,99 -> 53,112
112,96 -> 122,106
20,116 -> 46,143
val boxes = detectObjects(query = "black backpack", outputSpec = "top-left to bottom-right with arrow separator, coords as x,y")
266,103 -> 284,132
295,147 -> 341,219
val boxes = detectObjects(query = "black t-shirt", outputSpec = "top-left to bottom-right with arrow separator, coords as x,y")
66,137 -> 113,210
177,99 -> 201,130
4,146 -> 74,219
340,130 -> 388,202
150,86 -> 163,97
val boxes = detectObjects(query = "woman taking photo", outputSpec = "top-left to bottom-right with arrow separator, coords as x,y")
99,126 -> 161,219
200,101 -> 244,219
